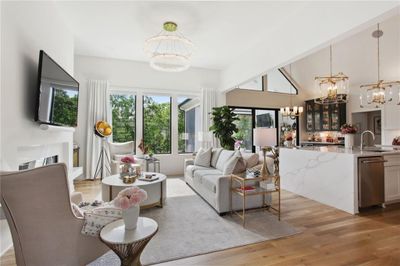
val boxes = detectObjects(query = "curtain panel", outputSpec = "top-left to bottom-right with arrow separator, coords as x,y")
85,80 -> 110,179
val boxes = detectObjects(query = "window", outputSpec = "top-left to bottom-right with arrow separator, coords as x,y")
237,76 -> 264,91
143,95 -> 171,154
231,107 -> 280,152
232,109 -> 253,152
110,94 -> 136,145
255,109 -> 276,128
178,97 -> 201,153
266,69 -> 297,94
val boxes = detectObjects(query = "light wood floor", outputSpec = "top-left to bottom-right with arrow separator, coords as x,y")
1,179 -> 400,266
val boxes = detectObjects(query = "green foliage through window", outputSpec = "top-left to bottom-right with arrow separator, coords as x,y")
143,96 -> 171,154
110,94 -> 136,144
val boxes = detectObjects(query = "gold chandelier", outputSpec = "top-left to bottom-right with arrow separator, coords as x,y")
314,45 -> 349,105
280,65 -> 303,119
360,24 -> 400,108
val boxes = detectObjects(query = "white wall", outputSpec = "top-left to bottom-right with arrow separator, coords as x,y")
74,55 -> 220,176
0,1 -> 74,255
289,14 -> 400,144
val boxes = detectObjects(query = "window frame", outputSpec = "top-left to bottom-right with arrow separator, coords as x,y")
177,96 -> 201,154
142,94 -> 172,155
108,90 -> 137,154
230,106 -> 294,152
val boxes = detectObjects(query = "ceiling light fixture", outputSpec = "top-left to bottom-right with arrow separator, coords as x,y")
360,24 -> 400,108
314,45 -> 349,105
280,65 -> 303,119
144,21 -> 193,72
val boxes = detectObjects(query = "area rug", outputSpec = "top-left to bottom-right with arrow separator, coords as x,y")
89,179 -> 301,265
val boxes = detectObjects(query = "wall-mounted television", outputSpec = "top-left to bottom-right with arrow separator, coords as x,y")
35,50 -> 79,127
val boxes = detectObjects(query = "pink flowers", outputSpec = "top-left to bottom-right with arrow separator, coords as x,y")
234,140 -> 243,150
113,187 -> 147,210
340,124 -> 358,134
121,155 -> 135,164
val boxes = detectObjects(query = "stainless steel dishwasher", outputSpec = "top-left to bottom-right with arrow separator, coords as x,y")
358,156 -> 386,208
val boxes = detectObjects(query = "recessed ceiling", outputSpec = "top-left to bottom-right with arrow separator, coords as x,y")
55,1 -> 310,70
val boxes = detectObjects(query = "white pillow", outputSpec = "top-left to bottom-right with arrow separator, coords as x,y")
223,151 -> 241,175
194,147 -> 212,167
81,207 -> 122,237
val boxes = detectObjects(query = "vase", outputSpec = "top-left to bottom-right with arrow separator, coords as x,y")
345,134 -> 355,149
122,205 -> 140,230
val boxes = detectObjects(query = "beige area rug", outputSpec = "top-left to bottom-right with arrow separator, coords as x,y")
89,178 -> 301,265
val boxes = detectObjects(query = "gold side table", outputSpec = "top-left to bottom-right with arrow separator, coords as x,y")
100,218 -> 158,266
230,174 -> 280,227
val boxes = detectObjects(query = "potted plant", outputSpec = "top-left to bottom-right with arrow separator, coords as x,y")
209,106 -> 239,150
113,187 -> 147,230
341,124 -> 357,149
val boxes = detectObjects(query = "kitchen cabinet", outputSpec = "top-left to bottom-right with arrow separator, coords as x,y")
383,104 -> 400,130
384,155 -> 400,203
305,100 -> 346,132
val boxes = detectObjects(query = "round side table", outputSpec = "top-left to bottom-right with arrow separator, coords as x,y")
100,217 -> 158,266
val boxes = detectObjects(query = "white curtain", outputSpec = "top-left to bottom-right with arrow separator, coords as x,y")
201,88 -> 217,148
85,80 -> 110,179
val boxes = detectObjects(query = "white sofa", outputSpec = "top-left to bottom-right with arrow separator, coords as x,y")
184,148 -> 274,214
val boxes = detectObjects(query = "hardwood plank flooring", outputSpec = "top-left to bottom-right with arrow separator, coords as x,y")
1,179 -> 400,266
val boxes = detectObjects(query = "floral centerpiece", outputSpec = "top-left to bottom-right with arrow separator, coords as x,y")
120,155 -> 139,182
340,124 -> 357,134
341,124 -> 357,149
113,187 -> 147,230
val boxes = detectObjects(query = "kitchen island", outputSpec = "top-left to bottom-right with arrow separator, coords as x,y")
280,146 -> 400,214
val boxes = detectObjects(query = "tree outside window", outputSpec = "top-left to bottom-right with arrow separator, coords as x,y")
143,95 -> 171,154
110,94 -> 136,145
178,97 -> 200,153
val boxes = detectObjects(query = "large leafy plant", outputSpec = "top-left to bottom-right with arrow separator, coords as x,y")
209,106 -> 239,150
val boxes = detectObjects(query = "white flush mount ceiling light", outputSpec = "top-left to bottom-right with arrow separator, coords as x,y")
360,24 -> 400,108
144,21 -> 193,72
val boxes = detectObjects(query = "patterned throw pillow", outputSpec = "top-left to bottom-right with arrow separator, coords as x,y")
194,147 -> 212,167
81,207 -> 122,237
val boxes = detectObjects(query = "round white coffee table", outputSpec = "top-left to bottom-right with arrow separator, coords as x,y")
100,218 -> 158,266
102,172 -> 166,208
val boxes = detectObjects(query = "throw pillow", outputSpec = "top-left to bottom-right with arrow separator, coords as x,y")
210,148 -> 223,168
233,156 -> 246,174
223,151 -> 241,175
241,152 -> 259,168
81,207 -> 122,237
194,147 -> 212,167
114,153 -> 134,161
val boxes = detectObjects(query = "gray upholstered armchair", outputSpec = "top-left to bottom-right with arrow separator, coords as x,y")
0,163 -> 108,266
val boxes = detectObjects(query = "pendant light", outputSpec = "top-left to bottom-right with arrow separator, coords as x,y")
314,45 -> 349,105
360,23 -> 400,108
280,65 -> 303,119
144,21 -> 194,72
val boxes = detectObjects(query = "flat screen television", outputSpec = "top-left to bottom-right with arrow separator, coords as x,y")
35,50 -> 79,127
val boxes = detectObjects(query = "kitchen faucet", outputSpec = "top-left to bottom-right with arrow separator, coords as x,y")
360,130 -> 375,151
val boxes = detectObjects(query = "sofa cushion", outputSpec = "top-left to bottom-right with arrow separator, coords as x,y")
215,150 -> 235,171
194,169 -> 222,179
223,151 -> 241,175
186,165 -> 211,178
210,148 -> 223,168
194,170 -> 222,193
241,152 -> 259,168
194,147 -> 212,167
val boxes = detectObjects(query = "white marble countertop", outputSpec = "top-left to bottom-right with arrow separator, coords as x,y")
282,146 -> 400,157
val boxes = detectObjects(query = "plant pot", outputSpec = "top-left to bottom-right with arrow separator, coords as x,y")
122,205 -> 140,230
345,134 -> 354,149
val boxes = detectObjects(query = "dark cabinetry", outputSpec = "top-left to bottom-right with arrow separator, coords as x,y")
305,100 -> 346,132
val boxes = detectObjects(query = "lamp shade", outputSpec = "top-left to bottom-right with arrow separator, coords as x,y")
253,128 -> 277,147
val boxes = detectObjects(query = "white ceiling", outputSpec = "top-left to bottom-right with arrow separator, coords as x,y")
55,1 -> 400,89
55,1 -> 321,70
